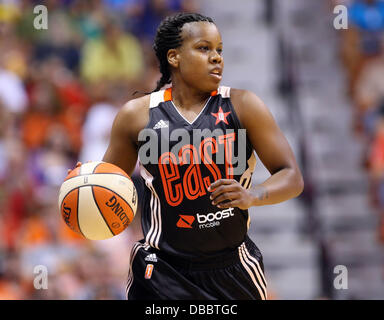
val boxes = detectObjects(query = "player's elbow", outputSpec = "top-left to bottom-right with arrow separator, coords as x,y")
292,169 -> 305,198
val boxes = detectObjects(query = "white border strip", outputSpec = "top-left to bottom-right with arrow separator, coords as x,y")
243,244 -> 267,288
126,242 -> 147,298
140,164 -> 162,249
238,243 -> 267,300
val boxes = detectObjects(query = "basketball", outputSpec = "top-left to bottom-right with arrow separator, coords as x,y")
58,161 -> 138,240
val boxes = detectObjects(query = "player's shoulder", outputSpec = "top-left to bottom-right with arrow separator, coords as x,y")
229,88 -> 265,107
113,94 -> 151,137
229,88 -> 268,124
120,94 -> 151,117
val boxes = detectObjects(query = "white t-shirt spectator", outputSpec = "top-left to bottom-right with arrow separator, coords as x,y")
0,69 -> 27,113
79,102 -> 118,162
0,69 -> 28,113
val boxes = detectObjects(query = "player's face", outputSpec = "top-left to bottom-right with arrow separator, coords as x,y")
176,22 -> 224,92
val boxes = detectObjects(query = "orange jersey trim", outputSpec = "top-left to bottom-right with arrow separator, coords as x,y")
163,88 -> 218,102
164,88 -> 172,101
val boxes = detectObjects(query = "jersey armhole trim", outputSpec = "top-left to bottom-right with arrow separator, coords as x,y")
149,90 -> 166,109
217,86 -> 231,98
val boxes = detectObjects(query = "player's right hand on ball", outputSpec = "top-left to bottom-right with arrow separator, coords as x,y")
67,161 -> 82,175
67,160 -> 96,174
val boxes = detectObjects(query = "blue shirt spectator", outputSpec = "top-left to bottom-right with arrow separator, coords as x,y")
349,0 -> 384,31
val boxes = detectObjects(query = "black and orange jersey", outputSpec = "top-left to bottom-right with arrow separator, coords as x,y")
137,86 -> 256,261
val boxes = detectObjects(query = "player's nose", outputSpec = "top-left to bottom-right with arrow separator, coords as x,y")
210,50 -> 223,64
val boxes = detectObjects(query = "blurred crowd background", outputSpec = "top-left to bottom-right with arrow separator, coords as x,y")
341,0 -> 384,239
0,0 -> 383,299
0,0 -> 198,300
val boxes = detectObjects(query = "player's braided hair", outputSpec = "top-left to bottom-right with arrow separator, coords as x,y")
152,12 -> 214,92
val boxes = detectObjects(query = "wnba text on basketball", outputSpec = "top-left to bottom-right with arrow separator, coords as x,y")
138,127 -> 247,175
333,265 -> 348,290
33,265 -> 48,290
333,5 -> 348,30
33,5 -> 48,30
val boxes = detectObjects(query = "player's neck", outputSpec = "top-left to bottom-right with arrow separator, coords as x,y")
171,81 -> 211,111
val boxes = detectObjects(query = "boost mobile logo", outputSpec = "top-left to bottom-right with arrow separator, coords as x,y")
176,215 -> 195,228
176,208 -> 235,230
197,208 -> 234,229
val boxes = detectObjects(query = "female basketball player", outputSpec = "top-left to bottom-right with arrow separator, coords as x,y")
101,13 -> 304,300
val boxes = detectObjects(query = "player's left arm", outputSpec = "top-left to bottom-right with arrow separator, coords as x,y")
209,89 -> 304,210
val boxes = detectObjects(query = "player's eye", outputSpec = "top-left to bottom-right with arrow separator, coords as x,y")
217,48 -> 223,55
199,46 -> 209,51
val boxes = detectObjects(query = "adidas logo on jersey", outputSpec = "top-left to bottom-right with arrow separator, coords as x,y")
144,253 -> 158,262
153,120 -> 169,129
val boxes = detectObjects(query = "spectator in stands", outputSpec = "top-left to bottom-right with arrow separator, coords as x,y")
354,43 -> 384,138
80,18 -> 144,85
69,0 -> 110,41
133,0 -> 199,43
368,103 -> 384,242
31,1 -> 82,72
0,68 -> 28,115
79,83 -> 119,163
354,43 -> 384,235
0,137 -> 34,251
0,251 -> 25,299
0,100 -> 10,182
0,0 -> 199,300
21,78 -> 59,151
340,0 -> 384,95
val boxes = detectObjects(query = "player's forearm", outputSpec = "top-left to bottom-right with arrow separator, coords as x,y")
250,167 -> 304,206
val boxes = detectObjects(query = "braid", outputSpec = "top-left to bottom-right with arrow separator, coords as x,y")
152,13 -> 214,92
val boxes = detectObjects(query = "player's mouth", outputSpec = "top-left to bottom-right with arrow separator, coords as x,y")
209,68 -> 222,81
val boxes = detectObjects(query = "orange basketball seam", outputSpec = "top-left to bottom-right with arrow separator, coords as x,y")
61,183 -> 135,214
61,187 -> 85,238
92,162 -> 103,173
91,185 -> 135,218
93,163 -> 131,180
69,184 -> 135,222
92,186 -> 132,234
76,188 -> 86,238
91,186 -> 117,237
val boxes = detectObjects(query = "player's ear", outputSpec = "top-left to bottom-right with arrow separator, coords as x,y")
167,49 -> 180,68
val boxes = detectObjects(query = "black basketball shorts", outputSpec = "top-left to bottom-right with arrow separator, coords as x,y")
126,236 -> 267,300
